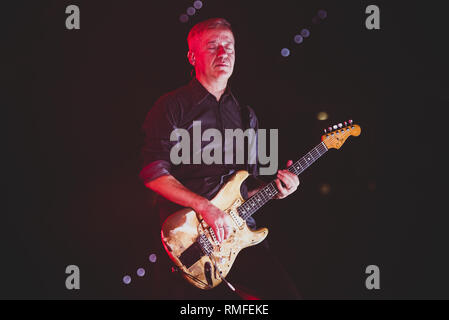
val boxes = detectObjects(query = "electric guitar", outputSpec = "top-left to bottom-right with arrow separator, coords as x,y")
161,120 -> 361,290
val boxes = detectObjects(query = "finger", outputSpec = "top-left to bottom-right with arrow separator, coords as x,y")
278,171 -> 293,190
214,225 -> 222,243
286,160 -> 293,168
277,170 -> 295,190
224,225 -> 232,240
274,178 -> 286,198
283,170 -> 299,188
281,171 -> 299,190
220,226 -> 224,243
224,217 -> 233,240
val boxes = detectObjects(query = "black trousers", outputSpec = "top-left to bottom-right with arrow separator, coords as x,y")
147,239 -> 301,300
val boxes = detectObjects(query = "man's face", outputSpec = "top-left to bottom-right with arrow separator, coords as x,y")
190,28 -> 235,81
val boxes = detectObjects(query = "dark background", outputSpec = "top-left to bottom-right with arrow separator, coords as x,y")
5,0 -> 448,299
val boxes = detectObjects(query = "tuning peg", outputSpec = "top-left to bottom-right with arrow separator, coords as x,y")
333,125 -> 338,130
324,128 -> 327,133
348,119 -> 353,125
328,126 -> 332,132
344,121 -> 348,126
338,123 -> 343,128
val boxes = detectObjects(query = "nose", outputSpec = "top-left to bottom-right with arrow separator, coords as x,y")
217,45 -> 228,57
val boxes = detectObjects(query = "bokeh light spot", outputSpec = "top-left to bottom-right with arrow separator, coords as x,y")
281,48 -> 290,57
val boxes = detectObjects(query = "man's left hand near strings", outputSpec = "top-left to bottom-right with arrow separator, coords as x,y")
274,160 -> 300,199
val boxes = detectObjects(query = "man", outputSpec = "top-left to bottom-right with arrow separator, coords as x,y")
140,18 -> 300,299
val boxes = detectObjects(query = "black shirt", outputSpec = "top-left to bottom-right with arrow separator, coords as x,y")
139,78 -> 260,225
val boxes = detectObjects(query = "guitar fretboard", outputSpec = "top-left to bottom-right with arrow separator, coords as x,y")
237,141 -> 328,221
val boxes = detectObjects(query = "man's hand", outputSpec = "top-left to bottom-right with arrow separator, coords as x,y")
195,200 -> 234,243
274,160 -> 300,199
146,175 -> 234,243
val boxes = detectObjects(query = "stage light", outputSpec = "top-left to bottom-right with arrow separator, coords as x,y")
193,1 -> 203,10
294,34 -> 304,44
318,10 -> 328,19
281,48 -> 290,57
319,183 -> 331,195
123,275 -> 132,284
149,253 -> 157,263
179,13 -> 189,23
137,268 -> 146,277
300,28 -> 310,38
187,7 -> 196,16
317,112 -> 328,121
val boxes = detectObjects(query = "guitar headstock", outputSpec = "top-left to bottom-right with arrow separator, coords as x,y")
322,120 -> 361,150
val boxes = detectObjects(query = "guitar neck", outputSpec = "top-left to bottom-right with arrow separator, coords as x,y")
238,141 -> 328,221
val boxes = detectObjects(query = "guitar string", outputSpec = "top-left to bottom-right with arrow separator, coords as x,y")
203,132 -> 350,251
194,132 -> 352,274
205,131 -> 350,237
238,131 -> 351,220
238,143 -> 328,220
240,142 -> 327,212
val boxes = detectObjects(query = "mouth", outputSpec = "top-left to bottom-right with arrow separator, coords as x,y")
215,61 -> 230,67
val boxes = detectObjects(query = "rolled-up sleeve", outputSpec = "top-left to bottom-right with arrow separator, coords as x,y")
139,94 -> 180,184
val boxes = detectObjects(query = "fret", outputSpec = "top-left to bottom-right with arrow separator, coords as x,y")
306,152 -> 314,162
299,158 -> 308,171
289,167 -> 297,175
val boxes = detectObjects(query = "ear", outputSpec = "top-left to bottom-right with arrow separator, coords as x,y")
187,51 -> 196,66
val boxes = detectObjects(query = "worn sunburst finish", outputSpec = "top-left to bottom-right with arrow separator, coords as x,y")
161,170 -> 268,289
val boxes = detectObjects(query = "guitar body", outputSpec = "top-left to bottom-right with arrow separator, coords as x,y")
161,170 -> 268,289
160,122 -> 361,290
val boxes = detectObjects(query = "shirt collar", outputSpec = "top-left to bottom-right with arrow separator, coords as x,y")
190,77 -> 239,106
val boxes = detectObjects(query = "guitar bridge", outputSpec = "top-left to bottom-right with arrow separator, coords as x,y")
198,233 -> 213,255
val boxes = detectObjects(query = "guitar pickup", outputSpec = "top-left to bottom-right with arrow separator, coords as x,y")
178,241 -> 204,269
